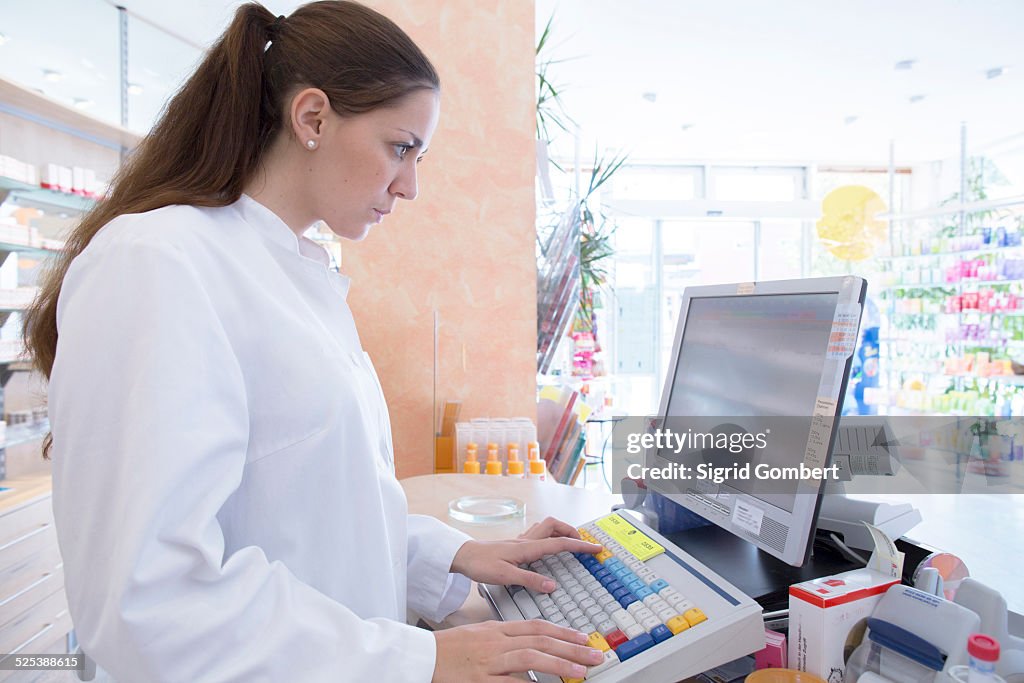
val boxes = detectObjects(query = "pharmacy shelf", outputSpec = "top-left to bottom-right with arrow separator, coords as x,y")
889,310 -> 1024,318
0,175 -> 95,214
882,245 -> 1024,261
2,420 -> 49,449
879,279 -> 1024,292
878,194 -> 1024,221
0,76 -> 141,151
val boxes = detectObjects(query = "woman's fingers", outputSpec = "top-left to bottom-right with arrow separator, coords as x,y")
501,618 -> 589,643
518,536 -> 601,561
500,647 -> 600,679
519,516 -> 582,541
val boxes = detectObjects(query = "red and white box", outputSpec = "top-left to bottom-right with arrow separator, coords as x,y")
788,568 -> 900,683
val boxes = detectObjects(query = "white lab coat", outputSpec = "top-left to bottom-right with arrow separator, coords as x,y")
48,195 -> 472,682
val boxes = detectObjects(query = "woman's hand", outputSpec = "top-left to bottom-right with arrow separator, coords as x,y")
449,517 -> 601,592
432,619 -> 604,682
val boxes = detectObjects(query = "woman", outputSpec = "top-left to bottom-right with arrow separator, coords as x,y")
24,3 -> 605,681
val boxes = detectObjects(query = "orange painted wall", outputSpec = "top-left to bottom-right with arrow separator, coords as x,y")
344,1 -> 537,478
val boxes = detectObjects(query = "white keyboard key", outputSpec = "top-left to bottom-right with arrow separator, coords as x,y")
657,607 -> 678,624
634,607 -> 656,623
641,615 -> 663,631
610,609 -> 637,632
578,596 -> 597,611
596,619 -> 617,636
571,615 -> 590,630
553,617 -> 569,628
554,593 -> 573,608
659,587 -> 679,601
584,604 -> 604,620
624,623 -> 646,639
529,561 -> 545,571
626,602 -> 646,618
512,591 -> 542,620
540,604 -> 561,620
636,567 -> 656,581
642,594 -> 662,610
565,608 -> 584,622
597,593 -> 618,609
588,649 -> 620,676
626,558 -> 644,571
582,577 -> 601,591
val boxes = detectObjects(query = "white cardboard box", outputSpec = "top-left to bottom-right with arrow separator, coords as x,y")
788,568 -> 900,683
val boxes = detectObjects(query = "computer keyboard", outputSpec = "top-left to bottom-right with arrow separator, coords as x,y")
479,512 -> 765,683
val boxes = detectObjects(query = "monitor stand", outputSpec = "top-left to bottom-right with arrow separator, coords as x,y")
663,524 -> 860,611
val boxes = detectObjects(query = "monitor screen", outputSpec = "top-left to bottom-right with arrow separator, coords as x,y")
646,277 -> 865,566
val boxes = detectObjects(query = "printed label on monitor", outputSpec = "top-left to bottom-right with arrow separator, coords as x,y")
596,513 -> 665,562
737,282 -> 756,295
826,303 -> 861,359
731,500 -> 764,536
803,397 -> 837,470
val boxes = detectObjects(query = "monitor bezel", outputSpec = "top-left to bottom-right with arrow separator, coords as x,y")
649,276 -> 867,566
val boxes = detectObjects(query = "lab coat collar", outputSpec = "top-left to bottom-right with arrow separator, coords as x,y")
235,194 -> 351,299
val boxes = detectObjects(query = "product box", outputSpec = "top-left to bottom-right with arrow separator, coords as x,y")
788,568 -> 900,683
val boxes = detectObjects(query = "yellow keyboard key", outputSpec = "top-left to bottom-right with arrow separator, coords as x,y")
684,607 -> 707,626
587,631 -> 611,652
595,550 -> 613,563
561,677 -> 585,683
666,615 -> 690,634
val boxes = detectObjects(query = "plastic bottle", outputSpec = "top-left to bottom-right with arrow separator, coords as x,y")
506,444 -> 524,478
527,441 -> 540,462
527,457 -> 547,482
462,442 -> 480,474
967,633 -> 1000,683
485,442 -> 503,475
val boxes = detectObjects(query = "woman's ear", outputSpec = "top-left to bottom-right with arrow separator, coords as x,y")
289,87 -> 330,147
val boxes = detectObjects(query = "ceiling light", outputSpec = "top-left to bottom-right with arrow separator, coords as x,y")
127,82 -> 144,95
909,94 -> 927,104
986,66 -> 1007,79
72,98 -> 94,110
894,59 -> 916,70
42,69 -> 63,82
844,115 -> 859,125
642,92 -> 657,103
680,123 -> 695,131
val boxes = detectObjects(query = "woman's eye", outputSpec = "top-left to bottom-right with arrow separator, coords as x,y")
394,144 -> 413,159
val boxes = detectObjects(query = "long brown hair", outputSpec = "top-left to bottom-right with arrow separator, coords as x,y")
24,1 -> 439,458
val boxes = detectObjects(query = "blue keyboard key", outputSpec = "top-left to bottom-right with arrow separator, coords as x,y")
600,575 -> 617,589
615,633 -> 654,661
627,579 -> 645,593
582,557 -> 599,571
594,569 -> 611,582
611,587 -> 630,602
635,586 -> 654,600
605,558 -> 622,569
607,579 -> 624,594
618,593 -> 638,609
649,578 -> 670,593
650,625 -> 673,643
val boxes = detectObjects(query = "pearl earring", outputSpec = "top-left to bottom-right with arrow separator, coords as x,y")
306,140 -> 317,150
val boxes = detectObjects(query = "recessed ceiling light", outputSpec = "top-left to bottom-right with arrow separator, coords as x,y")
986,66 -> 1008,79
895,59 -> 916,70
642,92 -> 657,103
680,123 -> 695,131
127,82 -> 144,95
909,94 -> 927,104
42,69 -> 63,82
844,115 -> 859,125
72,98 -> 94,110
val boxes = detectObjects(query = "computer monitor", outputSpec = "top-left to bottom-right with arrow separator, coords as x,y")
645,276 -> 866,567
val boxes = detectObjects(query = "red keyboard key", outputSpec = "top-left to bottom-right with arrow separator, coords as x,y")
605,629 -> 628,650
